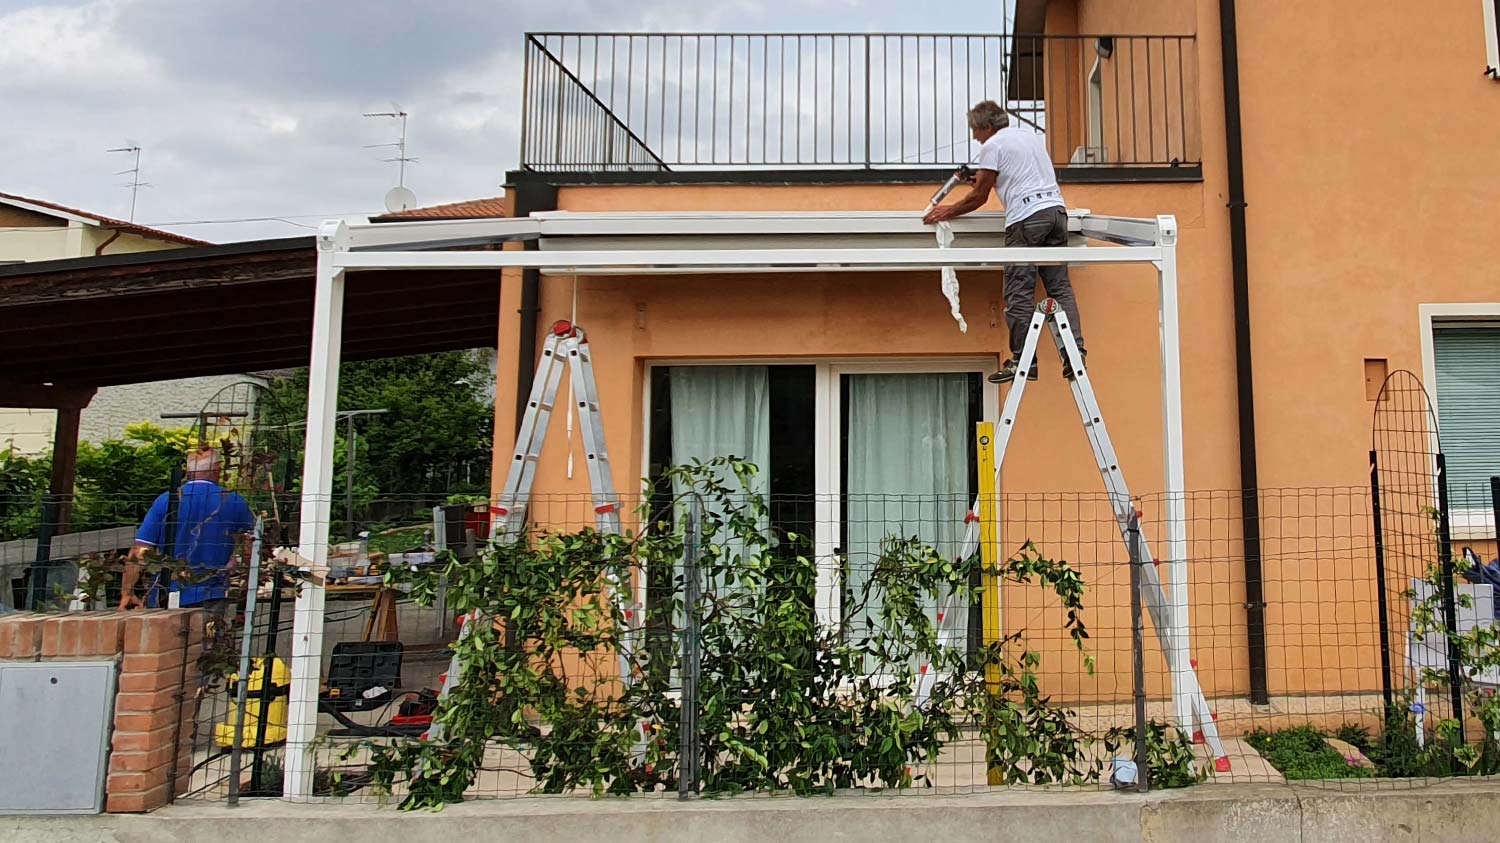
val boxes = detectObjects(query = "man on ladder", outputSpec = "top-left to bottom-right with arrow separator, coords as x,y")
924,100 -> 1087,384
955,297 -> 1231,774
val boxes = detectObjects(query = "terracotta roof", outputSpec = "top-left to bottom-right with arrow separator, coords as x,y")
372,196 -> 507,221
0,190 -> 210,246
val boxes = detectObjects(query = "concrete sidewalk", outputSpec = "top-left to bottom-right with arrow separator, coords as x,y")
6,780 -> 1500,843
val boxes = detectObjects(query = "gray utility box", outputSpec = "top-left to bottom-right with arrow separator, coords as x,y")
0,661 -> 117,814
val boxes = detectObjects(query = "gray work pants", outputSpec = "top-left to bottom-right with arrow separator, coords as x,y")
1003,206 -> 1086,360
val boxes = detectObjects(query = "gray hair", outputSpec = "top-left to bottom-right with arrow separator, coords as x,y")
967,100 -> 1010,131
186,447 -> 222,477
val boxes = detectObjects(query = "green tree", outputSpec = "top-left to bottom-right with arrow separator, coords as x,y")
73,424 -> 193,531
0,445 -> 51,540
0,423 -> 191,541
266,350 -> 494,534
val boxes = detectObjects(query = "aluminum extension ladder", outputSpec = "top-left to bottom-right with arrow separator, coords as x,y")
428,320 -> 638,743
922,299 -> 1230,773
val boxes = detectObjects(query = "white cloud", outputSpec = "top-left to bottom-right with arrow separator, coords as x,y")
0,0 -> 155,89
0,0 -> 1008,242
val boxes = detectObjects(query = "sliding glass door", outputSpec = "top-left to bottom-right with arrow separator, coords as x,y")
842,372 -> 978,645
646,360 -> 992,650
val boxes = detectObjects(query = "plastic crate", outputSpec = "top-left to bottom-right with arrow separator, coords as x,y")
322,642 -> 403,711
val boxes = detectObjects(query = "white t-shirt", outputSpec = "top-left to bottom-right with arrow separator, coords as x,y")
976,126 -> 1065,227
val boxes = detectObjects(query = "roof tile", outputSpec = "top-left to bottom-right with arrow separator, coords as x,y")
372,196 -> 507,221
0,190 -> 210,246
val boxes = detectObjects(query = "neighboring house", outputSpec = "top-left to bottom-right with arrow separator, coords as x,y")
0,190 -> 204,262
0,191 -> 261,453
449,3 -> 1500,711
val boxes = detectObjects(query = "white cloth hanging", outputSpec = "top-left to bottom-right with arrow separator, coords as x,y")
934,221 -> 968,333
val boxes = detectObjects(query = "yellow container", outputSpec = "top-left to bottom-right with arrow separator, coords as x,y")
214,657 -> 290,748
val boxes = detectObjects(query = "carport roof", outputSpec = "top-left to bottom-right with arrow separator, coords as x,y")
0,237 -> 500,391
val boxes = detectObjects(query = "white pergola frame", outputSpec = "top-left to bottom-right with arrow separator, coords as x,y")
282,209 -> 1191,799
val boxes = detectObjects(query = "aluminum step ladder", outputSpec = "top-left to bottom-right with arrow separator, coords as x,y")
428,320 -> 638,743
926,299 -> 1229,772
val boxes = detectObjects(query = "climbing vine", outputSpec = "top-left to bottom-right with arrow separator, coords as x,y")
363,458 -> 1195,808
1400,509 -> 1500,775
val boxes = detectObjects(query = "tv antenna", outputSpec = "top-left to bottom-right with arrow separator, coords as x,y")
363,107 -> 419,211
107,145 -> 150,222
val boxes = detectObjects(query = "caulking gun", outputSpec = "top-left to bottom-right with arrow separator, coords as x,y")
921,157 -> 979,217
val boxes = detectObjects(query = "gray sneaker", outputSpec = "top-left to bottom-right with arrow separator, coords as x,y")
989,358 -> 1039,384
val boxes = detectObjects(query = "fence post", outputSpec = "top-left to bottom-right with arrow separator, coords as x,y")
1435,453 -> 1466,747
26,496 -> 57,610
227,516 -> 265,806
1370,450 -> 1394,713
678,495 -> 703,800
249,556 -> 286,795
1128,508 -> 1149,793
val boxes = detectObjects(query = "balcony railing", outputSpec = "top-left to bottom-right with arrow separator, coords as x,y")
520,32 -> 1200,173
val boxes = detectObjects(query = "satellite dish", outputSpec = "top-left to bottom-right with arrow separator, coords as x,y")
384,185 -> 417,212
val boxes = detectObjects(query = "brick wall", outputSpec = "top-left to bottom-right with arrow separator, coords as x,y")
0,609 -> 204,813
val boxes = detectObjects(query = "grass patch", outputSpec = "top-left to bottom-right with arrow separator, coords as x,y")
368,525 -> 430,556
1245,726 -> 1374,780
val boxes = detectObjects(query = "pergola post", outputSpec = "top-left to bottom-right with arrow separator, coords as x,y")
284,220 -> 349,800
47,407 -> 83,532
1154,215 -> 1193,730
28,407 -> 85,609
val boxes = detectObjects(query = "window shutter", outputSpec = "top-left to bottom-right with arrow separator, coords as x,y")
1434,324 -> 1500,507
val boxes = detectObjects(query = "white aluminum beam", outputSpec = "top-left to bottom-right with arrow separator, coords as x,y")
1152,215 -> 1193,733
531,210 -> 1021,236
339,209 -> 1137,253
1077,214 -> 1165,247
334,244 -> 1161,273
346,216 -> 539,251
284,220 -> 348,801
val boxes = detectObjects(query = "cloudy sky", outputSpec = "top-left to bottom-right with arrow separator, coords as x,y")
0,0 -> 1007,243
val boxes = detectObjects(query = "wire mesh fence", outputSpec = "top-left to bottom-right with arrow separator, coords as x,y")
5,479 -> 1500,805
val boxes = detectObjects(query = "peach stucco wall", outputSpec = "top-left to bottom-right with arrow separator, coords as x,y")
493,0 -> 1500,703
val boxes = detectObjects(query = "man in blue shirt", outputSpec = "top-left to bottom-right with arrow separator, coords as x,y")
119,447 -> 255,614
